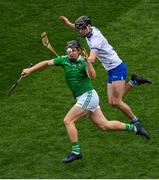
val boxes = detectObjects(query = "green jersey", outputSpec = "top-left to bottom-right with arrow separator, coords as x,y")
53,55 -> 93,98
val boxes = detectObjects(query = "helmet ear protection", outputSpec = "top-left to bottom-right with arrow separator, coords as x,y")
75,16 -> 91,29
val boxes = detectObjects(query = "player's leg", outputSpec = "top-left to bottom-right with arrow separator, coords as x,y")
107,80 -> 136,120
64,105 -> 88,142
129,74 -> 152,86
109,63 -> 152,98
90,108 -> 150,139
63,89 -> 99,163
62,105 -> 88,163
90,108 -> 136,131
123,82 -> 132,97
107,80 -> 150,139
124,74 -> 152,97
107,63 -> 140,121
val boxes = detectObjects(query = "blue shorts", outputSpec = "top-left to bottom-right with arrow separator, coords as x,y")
107,62 -> 127,84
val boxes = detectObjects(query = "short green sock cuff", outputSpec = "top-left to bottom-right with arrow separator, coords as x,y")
72,141 -> 80,146
72,141 -> 80,154
125,123 -> 137,132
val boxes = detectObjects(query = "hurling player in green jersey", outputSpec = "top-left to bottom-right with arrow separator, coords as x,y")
21,40 -> 149,163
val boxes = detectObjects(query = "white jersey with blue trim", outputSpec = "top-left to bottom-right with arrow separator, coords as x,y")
86,26 -> 122,71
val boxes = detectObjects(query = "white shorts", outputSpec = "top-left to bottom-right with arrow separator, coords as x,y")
75,89 -> 100,112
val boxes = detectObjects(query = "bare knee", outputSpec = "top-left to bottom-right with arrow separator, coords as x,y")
64,117 -> 72,126
108,100 -> 116,107
108,99 -> 121,108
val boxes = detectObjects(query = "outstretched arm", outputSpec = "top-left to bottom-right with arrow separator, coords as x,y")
83,49 -> 96,80
59,16 -> 76,29
21,60 -> 54,77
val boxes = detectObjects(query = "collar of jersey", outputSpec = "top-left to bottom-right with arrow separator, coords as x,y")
68,55 -> 82,63
68,55 -> 82,62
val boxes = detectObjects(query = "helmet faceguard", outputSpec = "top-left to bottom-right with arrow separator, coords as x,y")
66,40 -> 82,59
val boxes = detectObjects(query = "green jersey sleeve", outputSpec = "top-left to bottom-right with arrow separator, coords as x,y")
53,56 -> 66,66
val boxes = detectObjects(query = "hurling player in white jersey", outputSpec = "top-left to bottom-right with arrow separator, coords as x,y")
59,15 -> 152,134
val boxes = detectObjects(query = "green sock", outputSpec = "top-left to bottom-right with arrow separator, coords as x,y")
72,141 -> 80,154
125,123 -> 137,132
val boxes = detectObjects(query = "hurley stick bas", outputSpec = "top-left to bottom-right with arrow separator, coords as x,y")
41,32 -> 59,57
8,64 -> 32,96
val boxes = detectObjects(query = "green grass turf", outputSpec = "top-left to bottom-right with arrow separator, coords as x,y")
0,0 -> 159,178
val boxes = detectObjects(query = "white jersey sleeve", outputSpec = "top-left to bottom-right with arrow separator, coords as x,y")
86,27 -> 122,71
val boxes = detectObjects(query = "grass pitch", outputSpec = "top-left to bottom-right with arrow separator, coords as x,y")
0,0 -> 159,178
